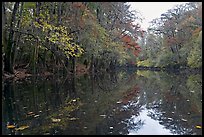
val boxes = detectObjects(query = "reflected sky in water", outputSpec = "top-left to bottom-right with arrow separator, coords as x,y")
128,108 -> 173,135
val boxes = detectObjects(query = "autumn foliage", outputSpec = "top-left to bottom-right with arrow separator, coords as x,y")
121,34 -> 142,56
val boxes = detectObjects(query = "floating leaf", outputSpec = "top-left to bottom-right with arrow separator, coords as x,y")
168,118 -> 173,120
190,91 -> 195,93
15,125 -> 29,131
69,117 -> 78,121
195,125 -> 202,129
181,118 -> 187,122
100,115 -> 106,117
27,112 -> 34,115
51,118 -> 61,122
34,115 -> 40,118
117,101 -> 122,104
7,125 -> 15,129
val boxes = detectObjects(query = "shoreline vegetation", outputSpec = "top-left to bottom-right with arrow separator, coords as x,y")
3,64 -> 202,82
2,2 -> 202,81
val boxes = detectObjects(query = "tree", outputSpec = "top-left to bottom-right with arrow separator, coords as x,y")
4,2 -> 20,73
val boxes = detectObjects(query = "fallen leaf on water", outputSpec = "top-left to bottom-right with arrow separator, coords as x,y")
51,118 -> 61,122
27,112 -> 34,115
100,115 -> 106,117
15,125 -> 29,131
181,118 -> 187,122
168,118 -> 173,120
7,125 -> 15,129
195,125 -> 202,129
69,117 -> 78,121
34,115 -> 40,118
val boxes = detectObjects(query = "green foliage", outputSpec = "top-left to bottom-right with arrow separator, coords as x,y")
137,59 -> 155,67
187,74 -> 202,93
21,9 -> 33,27
156,51 -> 178,67
23,2 -> 35,9
187,31 -> 202,68
141,2 -> 202,69
3,2 -> 144,73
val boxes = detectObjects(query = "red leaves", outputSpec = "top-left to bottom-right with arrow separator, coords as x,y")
121,34 -> 141,57
122,35 -> 132,44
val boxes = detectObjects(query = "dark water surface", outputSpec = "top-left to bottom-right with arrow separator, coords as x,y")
2,69 -> 202,135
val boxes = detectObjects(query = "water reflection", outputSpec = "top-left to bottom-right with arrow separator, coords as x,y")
2,69 -> 202,135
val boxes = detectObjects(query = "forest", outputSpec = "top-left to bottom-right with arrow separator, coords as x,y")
2,2 -> 202,135
2,2 -> 202,78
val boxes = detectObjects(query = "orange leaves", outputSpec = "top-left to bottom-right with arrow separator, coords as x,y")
192,27 -> 202,37
122,35 -> 132,44
121,34 -> 141,57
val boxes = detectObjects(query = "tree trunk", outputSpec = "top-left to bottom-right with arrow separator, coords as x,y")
71,57 -> 76,74
12,2 -> 24,70
4,2 -> 20,74
2,2 -> 7,74
89,54 -> 94,74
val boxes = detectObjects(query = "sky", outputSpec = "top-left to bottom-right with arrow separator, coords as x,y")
129,2 -> 189,30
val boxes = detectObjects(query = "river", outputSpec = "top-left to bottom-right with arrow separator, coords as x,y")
2,68 -> 202,135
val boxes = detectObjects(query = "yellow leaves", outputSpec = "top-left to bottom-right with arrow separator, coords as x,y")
7,124 -> 29,131
33,21 -> 41,28
33,18 -> 84,58
7,125 -> 16,129
195,125 -> 202,129
15,126 -> 29,131
51,118 -> 61,122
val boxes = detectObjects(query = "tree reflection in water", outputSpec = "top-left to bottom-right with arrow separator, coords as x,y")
2,69 -> 202,135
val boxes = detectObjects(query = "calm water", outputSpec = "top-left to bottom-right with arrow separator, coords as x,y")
2,69 -> 202,135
